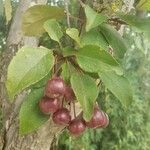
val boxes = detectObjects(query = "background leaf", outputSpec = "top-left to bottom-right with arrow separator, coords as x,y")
98,71 -> 133,107
117,13 -> 150,34
4,0 -> 12,24
84,5 -> 108,31
100,24 -> 128,59
19,88 -> 49,135
136,0 -> 150,11
76,45 -> 122,75
66,28 -> 81,46
0,0 -> 4,16
6,46 -> 54,100
22,5 -> 65,36
44,19 -> 63,44
71,73 -> 99,121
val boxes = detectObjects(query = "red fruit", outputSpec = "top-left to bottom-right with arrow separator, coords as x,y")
45,77 -> 66,98
64,86 -> 75,102
100,113 -> 109,128
68,118 -> 86,136
86,107 -> 106,128
52,108 -> 71,125
39,97 -> 61,114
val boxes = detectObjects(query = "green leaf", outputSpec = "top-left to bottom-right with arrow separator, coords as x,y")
31,71 -> 51,89
6,46 -> 54,100
62,47 -> 77,57
66,28 -> 81,46
76,45 -> 122,75
84,5 -> 108,31
117,13 -> 150,33
100,24 -> 127,59
22,5 -> 65,36
98,71 -> 133,107
71,73 -> 99,121
81,29 -> 109,50
136,0 -> 150,11
4,0 -> 12,24
44,19 -> 63,44
19,88 -> 49,135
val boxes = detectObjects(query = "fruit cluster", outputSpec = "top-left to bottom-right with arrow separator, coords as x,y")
39,77 -> 109,136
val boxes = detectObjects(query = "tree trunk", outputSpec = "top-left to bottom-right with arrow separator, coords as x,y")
0,0 -> 64,150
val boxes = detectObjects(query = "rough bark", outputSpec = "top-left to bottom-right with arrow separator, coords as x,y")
0,0 -> 64,150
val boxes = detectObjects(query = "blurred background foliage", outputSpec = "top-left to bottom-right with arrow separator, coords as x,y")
0,0 -> 150,149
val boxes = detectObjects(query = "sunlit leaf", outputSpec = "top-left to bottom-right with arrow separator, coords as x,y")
6,46 -> 54,100
4,0 -> 12,24
66,28 -> 81,46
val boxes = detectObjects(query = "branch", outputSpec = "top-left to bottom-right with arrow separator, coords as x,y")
64,0 -> 71,28
109,18 -> 127,25
78,0 -> 85,7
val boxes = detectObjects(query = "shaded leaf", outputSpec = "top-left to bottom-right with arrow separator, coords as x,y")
19,88 -> 49,135
44,19 -> 63,44
98,71 -> 133,107
61,62 -> 76,83
22,5 -> 65,36
100,24 -> 127,59
6,46 -> 54,100
62,47 -> 77,57
71,73 -> 99,121
84,5 -> 108,31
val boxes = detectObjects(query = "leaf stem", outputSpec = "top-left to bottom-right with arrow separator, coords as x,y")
73,101 -> 76,118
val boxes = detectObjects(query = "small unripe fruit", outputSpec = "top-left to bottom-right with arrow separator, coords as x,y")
68,118 -> 86,136
86,107 -> 106,128
39,97 -> 61,114
52,108 -> 71,125
64,86 -> 75,102
45,77 -> 66,98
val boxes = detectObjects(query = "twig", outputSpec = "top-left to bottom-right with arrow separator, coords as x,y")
109,18 -> 127,25
64,0 -> 71,28
69,15 -> 84,22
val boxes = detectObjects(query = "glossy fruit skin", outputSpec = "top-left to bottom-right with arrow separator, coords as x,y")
64,86 -> 75,102
68,118 -> 86,136
45,77 -> 66,98
52,108 -> 71,125
86,107 -> 106,128
39,97 -> 61,114
100,113 -> 109,128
